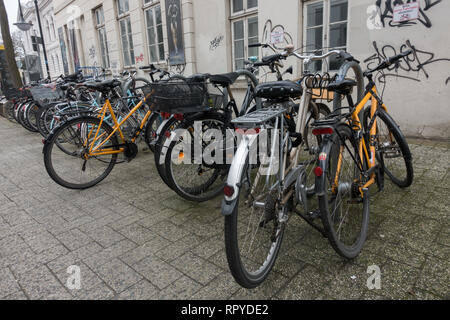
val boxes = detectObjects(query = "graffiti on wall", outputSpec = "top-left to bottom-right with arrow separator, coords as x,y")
209,35 -> 224,51
364,40 -> 450,85
135,54 -> 144,64
88,46 -> 96,61
262,20 -> 293,49
374,0 -> 442,28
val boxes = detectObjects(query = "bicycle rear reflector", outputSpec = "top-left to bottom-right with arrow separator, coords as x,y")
312,127 -> 334,136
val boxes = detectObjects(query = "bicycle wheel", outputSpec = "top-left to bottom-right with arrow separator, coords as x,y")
164,112 -> 229,202
144,112 -> 163,153
25,102 -> 40,131
153,116 -> 183,188
363,108 -> 413,188
317,125 -> 370,259
43,116 -> 119,189
19,102 -> 38,132
224,149 -> 286,288
6,101 -> 16,122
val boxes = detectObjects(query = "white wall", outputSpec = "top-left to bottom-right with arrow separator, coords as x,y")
348,0 -> 450,139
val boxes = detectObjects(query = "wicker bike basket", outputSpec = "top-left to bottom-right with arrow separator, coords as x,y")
142,80 -> 223,114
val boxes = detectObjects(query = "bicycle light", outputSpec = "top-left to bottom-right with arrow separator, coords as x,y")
224,185 -> 235,197
314,166 -> 324,177
312,127 -> 334,136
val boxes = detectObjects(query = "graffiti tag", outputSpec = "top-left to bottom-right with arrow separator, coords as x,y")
374,0 -> 442,28
135,54 -> 144,64
364,40 -> 450,85
209,35 -> 224,51
262,20 -> 293,50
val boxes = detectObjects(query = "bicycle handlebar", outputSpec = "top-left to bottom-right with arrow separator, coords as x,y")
365,49 -> 414,75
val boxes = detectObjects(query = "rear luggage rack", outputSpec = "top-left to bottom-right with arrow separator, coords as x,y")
231,108 -> 287,129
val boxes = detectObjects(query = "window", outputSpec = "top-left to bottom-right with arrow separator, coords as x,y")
117,0 -> 134,66
232,0 -> 258,14
144,2 -> 165,63
117,0 -> 130,16
94,7 -> 110,68
230,1 -> 258,70
304,0 -> 348,72
50,16 -> 56,41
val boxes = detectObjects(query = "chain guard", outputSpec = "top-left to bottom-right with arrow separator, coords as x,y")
124,142 -> 138,160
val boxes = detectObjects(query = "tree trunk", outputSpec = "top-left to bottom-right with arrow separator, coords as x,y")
0,0 -> 23,88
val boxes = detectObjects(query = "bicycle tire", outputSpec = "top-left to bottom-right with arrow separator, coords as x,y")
363,108 -> 413,188
164,112 -> 229,202
43,116 -> 118,189
317,124 -> 370,259
224,156 -> 285,288
144,112 -> 163,153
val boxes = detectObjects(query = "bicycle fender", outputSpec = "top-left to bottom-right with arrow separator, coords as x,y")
221,134 -> 257,216
314,136 -> 334,196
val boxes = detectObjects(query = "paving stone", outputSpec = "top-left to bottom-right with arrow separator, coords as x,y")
133,255 -> 183,290
155,234 -> 202,262
22,231 -> 62,254
47,242 -> 103,273
118,223 -> 156,245
117,279 -> 159,300
120,236 -> 170,265
148,220 -> 191,242
156,276 -> 203,300
94,258 -> 143,293
191,272 -> 241,300
55,229 -> 93,251
379,261 -> 421,299
85,226 -> 125,248
171,252 -> 223,285
416,256 -> 450,298
231,272 -> 289,300
74,282 -> 115,300
83,240 -> 137,269
0,268 -> 21,298
277,265 -> 333,300
18,265 -> 67,300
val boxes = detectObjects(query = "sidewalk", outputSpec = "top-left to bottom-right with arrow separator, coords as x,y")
0,116 -> 448,300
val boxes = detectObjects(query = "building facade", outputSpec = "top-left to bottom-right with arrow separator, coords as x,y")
51,0 -> 449,139
21,0 -> 64,81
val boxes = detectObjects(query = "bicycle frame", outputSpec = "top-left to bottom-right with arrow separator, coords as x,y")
333,83 -> 390,195
85,94 -> 153,157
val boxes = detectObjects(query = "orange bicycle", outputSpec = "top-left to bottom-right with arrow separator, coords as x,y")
43,79 -> 154,189
312,49 -> 414,258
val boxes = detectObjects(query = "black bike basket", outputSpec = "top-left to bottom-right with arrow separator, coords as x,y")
142,80 -> 222,114
29,86 -> 64,107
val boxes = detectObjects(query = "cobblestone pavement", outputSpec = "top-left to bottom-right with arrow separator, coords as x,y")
0,116 -> 448,300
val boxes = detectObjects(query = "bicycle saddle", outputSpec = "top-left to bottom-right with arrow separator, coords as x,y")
209,72 -> 239,86
186,73 -> 211,83
254,81 -> 303,100
84,79 -> 122,93
327,79 -> 357,95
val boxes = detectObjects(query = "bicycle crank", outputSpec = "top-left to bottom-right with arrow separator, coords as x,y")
124,142 -> 138,161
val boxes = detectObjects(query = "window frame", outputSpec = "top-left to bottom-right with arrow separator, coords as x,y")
116,0 -> 135,67
143,0 -> 165,64
94,6 -> 111,69
303,0 -> 349,73
230,0 -> 258,71
231,0 -> 258,17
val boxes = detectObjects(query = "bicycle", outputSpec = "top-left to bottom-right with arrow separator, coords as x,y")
149,69 -> 260,202
221,46 -> 352,288
311,50 -> 414,258
42,78 -> 155,189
